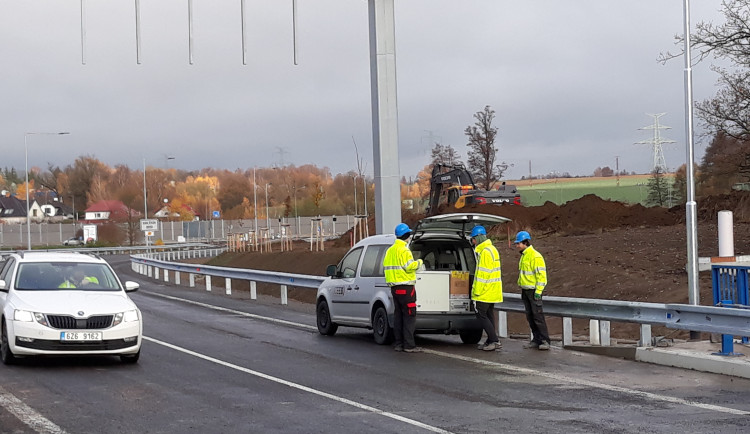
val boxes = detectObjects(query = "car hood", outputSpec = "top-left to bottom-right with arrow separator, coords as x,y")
10,290 -> 137,315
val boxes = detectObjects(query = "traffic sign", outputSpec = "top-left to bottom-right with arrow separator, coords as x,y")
140,219 -> 158,231
212,210 -> 220,218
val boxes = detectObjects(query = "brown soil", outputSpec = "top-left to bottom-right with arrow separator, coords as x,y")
208,191 -> 750,340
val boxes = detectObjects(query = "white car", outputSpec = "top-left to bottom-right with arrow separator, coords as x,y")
63,237 -> 83,246
0,252 -> 142,364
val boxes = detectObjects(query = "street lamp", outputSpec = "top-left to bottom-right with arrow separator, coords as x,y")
289,184 -> 307,238
264,183 -> 272,230
25,132 -> 69,250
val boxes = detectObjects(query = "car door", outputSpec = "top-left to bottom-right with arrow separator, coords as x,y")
328,246 -> 364,323
352,244 -> 390,321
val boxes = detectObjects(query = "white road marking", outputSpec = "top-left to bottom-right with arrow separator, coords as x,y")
422,350 -> 750,416
144,336 -> 453,434
147,291 -> 750,417
147,292 -> 318,331
0,385 -> 67,434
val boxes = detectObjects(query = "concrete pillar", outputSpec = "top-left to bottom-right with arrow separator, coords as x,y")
589,319 -> 600,345
147,266 -> 152,278
154,268 -> 159,280
189,273 -> 195,288
164,270 -> 169,283
639,324 -> 652,347
497,311 -> 508,338
563,317 -> 573,346
225,278 -> 231,295
175,272 -> 181,286
599,320 -> 611,346
250,281 -> 257,300
206,275 -> 212,292
281,285 -> 287,305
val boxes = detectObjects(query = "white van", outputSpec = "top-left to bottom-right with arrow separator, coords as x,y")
315,213 -> 510,345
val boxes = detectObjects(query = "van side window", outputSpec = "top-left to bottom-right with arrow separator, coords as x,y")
338,247 -> 363,278
0,258 -> 15,281
360,245 -> 389,277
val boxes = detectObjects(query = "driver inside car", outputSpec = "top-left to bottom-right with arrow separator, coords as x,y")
59,270 -> 99,288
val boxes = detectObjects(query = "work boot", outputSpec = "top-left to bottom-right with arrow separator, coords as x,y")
393,345 -> 403,352
524,341 -> 540,349
538,342 -> 550,351
477,342 -> 487,350
481,342 -> 497,351
403,347 -> 424,353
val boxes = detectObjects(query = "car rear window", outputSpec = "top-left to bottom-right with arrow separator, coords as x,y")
411,241 -> 476,273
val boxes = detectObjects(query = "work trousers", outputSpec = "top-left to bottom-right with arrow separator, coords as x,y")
521,289 -> 550,344
391,285 -> 417,349
474,301 -> 498,344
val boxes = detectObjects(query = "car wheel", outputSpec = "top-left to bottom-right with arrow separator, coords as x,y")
459,329 -> 483,345
372,306 -> 394,345
120,350 -> 140,364
1,321 -> 17,365
316,300 -> 338,336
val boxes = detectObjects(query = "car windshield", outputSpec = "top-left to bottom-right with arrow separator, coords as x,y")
15,262 -> 121,291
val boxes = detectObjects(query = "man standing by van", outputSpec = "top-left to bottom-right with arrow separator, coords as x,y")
384,223 -> 424,353
514,230 -> 551,350
470,225 -> 503,351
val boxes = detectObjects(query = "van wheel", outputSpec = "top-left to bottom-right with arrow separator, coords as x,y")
459,329 -> 483,345
316,300 -> 338,336
372,306 -> 393,345
1,321 -> 17,365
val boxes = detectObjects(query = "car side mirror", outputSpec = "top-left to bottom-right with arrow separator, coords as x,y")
124,281 -> 140,292
0,280 -> 6,291
326,265 -> 338,278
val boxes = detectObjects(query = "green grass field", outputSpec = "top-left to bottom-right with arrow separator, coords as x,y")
511,174 -> 676,207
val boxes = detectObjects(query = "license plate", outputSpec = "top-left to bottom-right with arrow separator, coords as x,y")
60,331 -> 102,342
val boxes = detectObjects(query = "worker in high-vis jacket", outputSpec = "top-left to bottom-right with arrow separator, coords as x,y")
514,230 -> 551,350
470,225 -> 503,351
383,223 -> 424,353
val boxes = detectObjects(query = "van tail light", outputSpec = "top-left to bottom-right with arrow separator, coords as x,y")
513,196 -> 521,206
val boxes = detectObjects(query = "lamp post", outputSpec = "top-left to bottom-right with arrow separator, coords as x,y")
253,167 -> 258,233
25,132 -> 69,250
264,183 -> 272,230
290,185 -> 307,238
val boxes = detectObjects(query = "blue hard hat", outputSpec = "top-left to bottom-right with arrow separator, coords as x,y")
470,225 -> 486,238
514,230 -> 531,244
395,223 -> 412,237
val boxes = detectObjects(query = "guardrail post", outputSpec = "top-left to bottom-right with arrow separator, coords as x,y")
563,317 -> 573,346
164,270 -> 169,283
175,271 -> 181,285
147,266 -> 152,278
590,320 -> 600,345
600,320 -> 611,346
281,285 -> 288,305
639,324 -> 652,347
225,278 -> 231,295
154,268 -> 160,280
206,275 -> 212,292
497,311 -> 508,338
250,281 -> 257,299
189,273 -> 195,288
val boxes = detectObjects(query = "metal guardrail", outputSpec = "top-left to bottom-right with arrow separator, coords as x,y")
1,243 -> 217,257
130,252 -> 750,340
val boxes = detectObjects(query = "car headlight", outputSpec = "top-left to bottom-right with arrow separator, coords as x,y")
112,310 -> 139,326
13,310 -> 48,326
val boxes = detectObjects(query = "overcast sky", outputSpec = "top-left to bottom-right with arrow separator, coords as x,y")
0,0 -> 728,181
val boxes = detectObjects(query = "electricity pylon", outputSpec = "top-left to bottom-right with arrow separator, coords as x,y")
635,113 -> 676,173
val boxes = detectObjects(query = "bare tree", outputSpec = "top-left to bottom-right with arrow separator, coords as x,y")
660,1 -> 750,140
465,105 -> 501,190
430,143 -> 462,167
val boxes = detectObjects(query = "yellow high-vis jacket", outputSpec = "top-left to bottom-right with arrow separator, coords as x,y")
517,245 -> 547,296
383,239 -> 422,286
472,239 -> 503,303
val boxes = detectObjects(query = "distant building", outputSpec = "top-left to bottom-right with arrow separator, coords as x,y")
83,200 -> 141,223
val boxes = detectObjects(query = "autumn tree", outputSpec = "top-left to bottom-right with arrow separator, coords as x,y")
698,132 -> 750,195
465,105 -> 503,189
216,171 -> 251,219
64,156 -> 111,209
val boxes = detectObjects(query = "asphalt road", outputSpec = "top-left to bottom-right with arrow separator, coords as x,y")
0,255 -> 749,434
